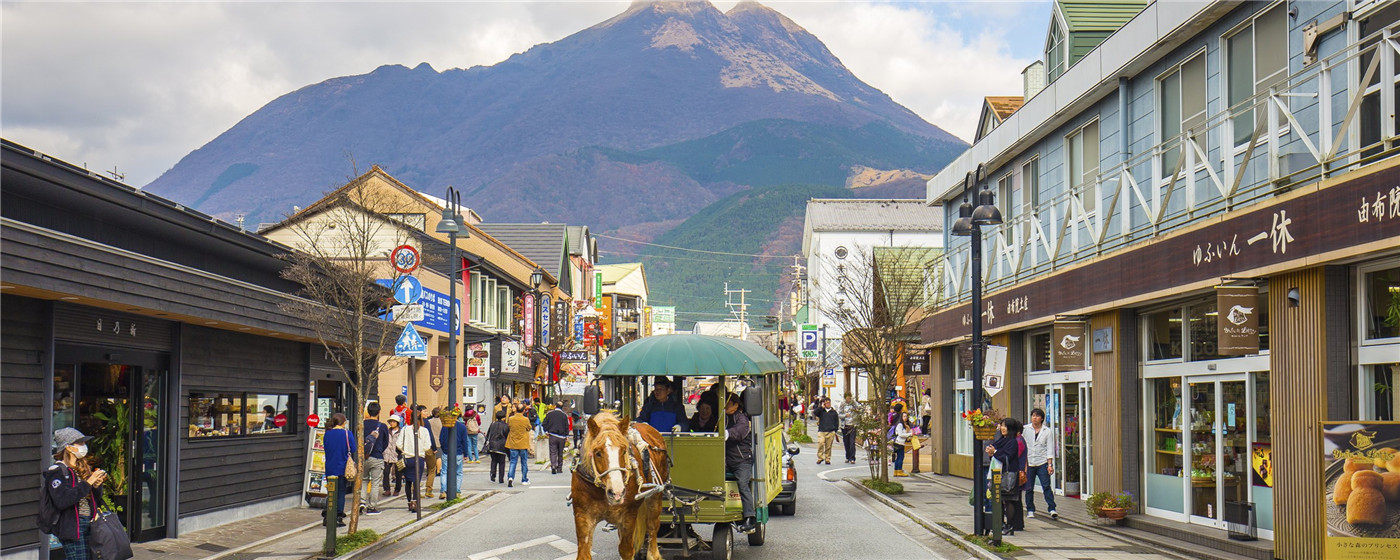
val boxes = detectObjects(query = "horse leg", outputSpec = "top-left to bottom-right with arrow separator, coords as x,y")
618,509 -> 643,560
574,510 -> 596,560
645,501 -> 663,560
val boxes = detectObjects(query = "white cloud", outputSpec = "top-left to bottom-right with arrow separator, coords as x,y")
1,1 -> 1034,185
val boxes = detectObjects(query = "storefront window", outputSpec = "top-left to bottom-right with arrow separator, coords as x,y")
1364,266 -> 1400,340
1146,377 -> 1185,513
189,392 -> 295,438
1029,332 -> 1051,372
1365,364 -> 1400,421
53,364 -> 76,432
1187,302 -> 1222,361
1146,308 -> 1183,361
954,388 -> 972,455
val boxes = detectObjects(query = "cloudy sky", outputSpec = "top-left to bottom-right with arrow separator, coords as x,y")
1,1 -> 1050,187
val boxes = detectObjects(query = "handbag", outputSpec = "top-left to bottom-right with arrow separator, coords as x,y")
908,435 -> 923,452
89,510 -> 133,560
342,431 -> 358,481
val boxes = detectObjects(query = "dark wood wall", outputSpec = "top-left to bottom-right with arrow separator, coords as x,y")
177,326 -> 309,516
0,296 -> 51,553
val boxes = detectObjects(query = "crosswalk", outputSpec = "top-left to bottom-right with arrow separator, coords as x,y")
466,534 -> 576,560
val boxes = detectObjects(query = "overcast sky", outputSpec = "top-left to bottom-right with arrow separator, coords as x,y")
1,1 -> 1050,187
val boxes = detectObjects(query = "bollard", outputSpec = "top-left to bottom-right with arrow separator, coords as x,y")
323,476 -> 339,557
990,472 -> 1003,546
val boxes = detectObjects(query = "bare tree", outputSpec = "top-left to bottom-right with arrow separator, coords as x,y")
276,178 -> 424,532
813,245 -> 941,483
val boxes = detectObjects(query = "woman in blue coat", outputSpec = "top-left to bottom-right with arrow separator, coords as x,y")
322,413 -> 357,527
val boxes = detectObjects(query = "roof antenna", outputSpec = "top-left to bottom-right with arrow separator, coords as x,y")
235,213 -> 247,231
106,166 -> 125,183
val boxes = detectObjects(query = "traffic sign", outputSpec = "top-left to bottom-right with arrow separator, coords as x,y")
393,276 -> 424,305
390,245 -> 420,274
391,304 -> 425,322
394,325 -> 428,357
800,324 -> 819,359
821,367 -> 836,387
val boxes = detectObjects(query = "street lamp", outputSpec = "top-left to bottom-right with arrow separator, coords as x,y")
952,164 -> 1000,537
436,186 -> 470,501
530,267 -> 544,291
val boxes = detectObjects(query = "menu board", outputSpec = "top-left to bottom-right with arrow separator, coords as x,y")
304,427 -> 327,495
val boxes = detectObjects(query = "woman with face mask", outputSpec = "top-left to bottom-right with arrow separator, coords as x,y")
42,428 -> 107,560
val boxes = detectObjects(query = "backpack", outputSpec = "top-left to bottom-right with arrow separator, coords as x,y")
36,469 -> 63,535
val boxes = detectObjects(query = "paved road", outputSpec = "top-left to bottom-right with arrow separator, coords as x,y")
371,445 -> 973,560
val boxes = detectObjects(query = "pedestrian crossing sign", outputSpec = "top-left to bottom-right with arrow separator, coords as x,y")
394,325 -> 428,357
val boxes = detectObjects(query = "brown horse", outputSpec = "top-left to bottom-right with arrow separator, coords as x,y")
571,411 -> 669,560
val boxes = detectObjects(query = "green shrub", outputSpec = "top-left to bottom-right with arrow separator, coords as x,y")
334,529 -> 380,556
963,534 -> 1023,553
787,420 -> 813,443
861,478 -> 903,495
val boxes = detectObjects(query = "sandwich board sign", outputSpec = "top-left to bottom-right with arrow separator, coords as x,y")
394,325 -> 428,358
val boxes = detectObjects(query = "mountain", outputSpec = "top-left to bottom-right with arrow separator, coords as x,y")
147,0 -> 964,229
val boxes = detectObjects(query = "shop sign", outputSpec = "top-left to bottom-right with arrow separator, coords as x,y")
904,352 -> 928,377
559,351 -> 589,362
982,345 -> 1007,397
1053,320 -> 1087,371
957,342 -> 974,370
574,315 -> 586,342
306,414 -> 320,428
583,320 -> 597,346
429,356 -> 445,392
467,343 -> 490,377
594,271 -> 604,310
600,295 -> 614,342
555,301 -> 568,347
1216,285 -> 1260,355
1092,327 -> 1113,353
502,340 -> 521,372
523,293 -> 536,350
539,294 -> 552,349
1321,421 -> 1400,559
652,306 -> 676,324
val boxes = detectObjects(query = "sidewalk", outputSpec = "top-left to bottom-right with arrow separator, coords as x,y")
133,455 -> 506,560
852,472 -> 1185,560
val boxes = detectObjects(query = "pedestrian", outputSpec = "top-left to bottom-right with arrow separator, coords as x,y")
724,393 -> 758,534
463,407 -> 482,464
383,415 -> 402,497
890,412 -> 913,477
397,409 -> 434,513
1023,408 -> 1058,519
813,397 -> 839,465
391,394 -> 411,426
637,376 -> 688,431
570,403 -> 586,449
485,409 -> 510,484
438,410 -> 468,498
533,398 -> 548,438
493,394 -> 512,421
543,398 -> 570,474
42,428 -> 106,560
920,389 -> 933,435
839,394 -> 860,464
361,402 -> 389,515
322,413 -> 356,527
985,417 -> 1026,535
505,404 -> 533,486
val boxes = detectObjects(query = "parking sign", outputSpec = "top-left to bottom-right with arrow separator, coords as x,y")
800,324 -> 819,359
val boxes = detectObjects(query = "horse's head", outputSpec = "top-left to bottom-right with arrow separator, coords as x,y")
585,412 -> 635,506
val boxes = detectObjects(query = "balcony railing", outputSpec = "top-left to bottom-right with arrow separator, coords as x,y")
933,20 -> 1400,306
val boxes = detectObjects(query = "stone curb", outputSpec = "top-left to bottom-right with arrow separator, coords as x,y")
334,490 -> 497,560
194,494 -> 410,560
843,477 -> 1005,560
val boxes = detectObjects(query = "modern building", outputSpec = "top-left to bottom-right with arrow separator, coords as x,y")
595,263 -> 650,349
801,198 -> 944,402
0,140 -> 357,557
914,2 -> 1400,558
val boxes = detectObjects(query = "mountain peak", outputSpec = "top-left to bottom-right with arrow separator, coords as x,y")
725,1 -> 806,35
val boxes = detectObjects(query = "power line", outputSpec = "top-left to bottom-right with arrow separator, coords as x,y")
596,233 -> 798,259
600,250 -> 794,267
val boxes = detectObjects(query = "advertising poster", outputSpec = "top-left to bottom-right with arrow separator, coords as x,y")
467,342 -> 489,377
1321,421 -> 1400,559
304,427 -> 327,496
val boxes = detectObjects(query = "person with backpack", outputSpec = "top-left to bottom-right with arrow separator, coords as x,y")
462,407 -> 482,463
484,409 -> 510,484
41,428 -> 106,560
361,402 -> 389,514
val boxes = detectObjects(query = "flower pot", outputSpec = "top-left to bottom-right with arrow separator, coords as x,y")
973,425 -> 997,440
1099,507 -> 1127,520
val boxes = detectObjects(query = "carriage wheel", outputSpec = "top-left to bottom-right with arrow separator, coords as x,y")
711,523 -> 733,560
746,521 -> 766,546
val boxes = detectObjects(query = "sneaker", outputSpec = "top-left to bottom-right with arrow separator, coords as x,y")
1027,511 -> 1035,518
508,480 -> 513,487
336,521 -> 347,527
522,479 -> 531,485
1049,510 -> 1059,520
365,507 -> 381,515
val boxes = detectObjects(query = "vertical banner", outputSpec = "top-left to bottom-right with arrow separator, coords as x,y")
1216,285 -> 1260,355
539,294 -> 552,349
429,356 -> 445,392
594,272 -> 604,310
982,345 -> 1007,397
1053,320 -> 1087,371
461,257 -> 471,327
600,295 -> 614,342
523,293 -> 536,351
1321,421 -> 1400,559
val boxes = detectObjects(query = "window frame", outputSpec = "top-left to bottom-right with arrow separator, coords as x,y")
1358,257 -> 1400,345
1222,1 -> 1289,149
187,391 -> 298,440
1156,48 -> 1210,179
1065,118 -> 1101,214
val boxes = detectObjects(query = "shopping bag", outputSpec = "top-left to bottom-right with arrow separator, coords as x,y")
89,511 -> 133,560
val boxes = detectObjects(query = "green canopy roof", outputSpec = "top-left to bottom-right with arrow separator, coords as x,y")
596,334 -> 784,377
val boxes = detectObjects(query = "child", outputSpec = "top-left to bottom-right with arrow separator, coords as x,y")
484,409 -> 510,484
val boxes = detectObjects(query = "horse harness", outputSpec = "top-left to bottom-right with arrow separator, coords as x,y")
573,425 -> 669,500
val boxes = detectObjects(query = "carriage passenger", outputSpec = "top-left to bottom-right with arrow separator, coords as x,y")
688,401 -> 717,432
724,392 -> 758,535
637,376 -> 688,432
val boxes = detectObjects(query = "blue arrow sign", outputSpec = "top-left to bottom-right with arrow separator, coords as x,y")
392,276 -> 423,305
394,325 -> 428,357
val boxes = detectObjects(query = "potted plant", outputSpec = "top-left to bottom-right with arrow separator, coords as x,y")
1087,490 -> 1136,521
962,408 -> 1003,440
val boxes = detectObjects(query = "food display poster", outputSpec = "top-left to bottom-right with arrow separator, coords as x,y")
304,427 -> 328,496
1321,421 -> 1400,559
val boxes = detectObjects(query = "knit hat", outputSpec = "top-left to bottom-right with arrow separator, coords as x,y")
52,427 -> 91,452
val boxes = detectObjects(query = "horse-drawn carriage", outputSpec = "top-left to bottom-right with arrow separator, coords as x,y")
573,334 -> 796,560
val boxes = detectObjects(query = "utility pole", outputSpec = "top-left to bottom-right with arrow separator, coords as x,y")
435,187 -> 469,502
724,282 -> 751,337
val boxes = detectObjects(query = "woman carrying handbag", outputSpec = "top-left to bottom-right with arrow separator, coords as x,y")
984,417 -> 1026,535
41,428 -> 113,560
322,413 -> 357,527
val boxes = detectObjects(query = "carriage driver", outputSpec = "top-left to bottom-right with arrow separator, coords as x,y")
637,376 -> 688,432
724,392 -> 758,534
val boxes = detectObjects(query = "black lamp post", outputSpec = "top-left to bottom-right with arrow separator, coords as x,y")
435,187 -> 469,501
951,164 -> 1001,537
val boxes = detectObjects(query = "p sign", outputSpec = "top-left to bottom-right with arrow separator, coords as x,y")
800,324 -> 819,359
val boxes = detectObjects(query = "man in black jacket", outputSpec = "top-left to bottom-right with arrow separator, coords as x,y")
361,402 -> 389,514
813,397 -> 840,465
724,393 -> 758,534
542,397 -> 572,474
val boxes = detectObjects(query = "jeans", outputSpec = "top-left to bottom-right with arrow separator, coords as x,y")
1025,463 -> 1057,512
508,449 -> 529,482
332,477 -> 349,518
438,454 -> 461,495
841,427 -> 857,462
362,457 -> 385,504
731,461 -> 755,518
464,434 -> 480,461
892,443 -> 907,471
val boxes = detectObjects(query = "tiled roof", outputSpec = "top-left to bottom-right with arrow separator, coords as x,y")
566,225 -> 588,255
1059,1 -> 1146,33
985,96 -> 1025,122
476,223 -> 569,279
804,199 -> 943,232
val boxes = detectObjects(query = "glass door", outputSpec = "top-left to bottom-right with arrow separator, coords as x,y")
1187,380 -> 1218,523
1079,383 -> 1093,496
1060,383 -> 1083,497
1220,380 -> 1249,525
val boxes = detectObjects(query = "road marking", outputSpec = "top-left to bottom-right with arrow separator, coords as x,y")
549,538 -> 575,552
817,466 -> 865,481
467,535 -> 563,560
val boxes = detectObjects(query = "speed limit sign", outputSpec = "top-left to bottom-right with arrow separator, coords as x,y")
390,245 -> 420,274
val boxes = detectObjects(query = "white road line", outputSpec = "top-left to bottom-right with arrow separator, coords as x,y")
548,538 -> 575,552
550,555 -> 575,560
467,535 -> 563,560
817,465 -> 866,481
